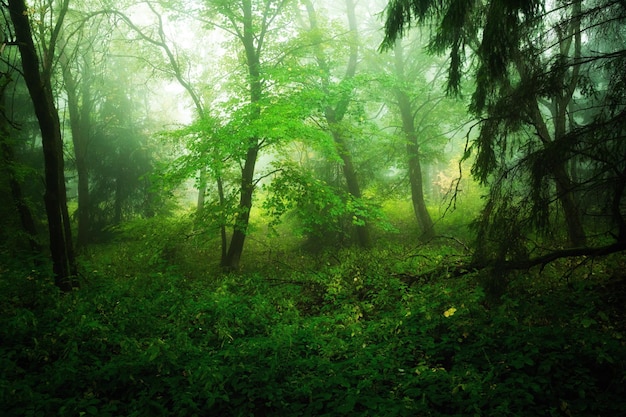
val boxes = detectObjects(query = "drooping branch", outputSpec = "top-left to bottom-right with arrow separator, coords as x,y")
405,240 -> 626,284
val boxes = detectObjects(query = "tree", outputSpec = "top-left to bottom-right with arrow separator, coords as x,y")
7,0 -> 76,290
301,0 -> 372,248
382,0 -> 626,266
58,17 -> 99,248
388,37 -> 436,240
0,50 -> 41,257
82,54 -> 161,231
199,0 -> 292,270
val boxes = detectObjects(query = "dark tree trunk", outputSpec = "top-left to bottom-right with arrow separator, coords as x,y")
1,72 -> 42,255
224,145 -> 259,270
222,0 -> 262,270
60,51 -> 91,248
543,0 -> 585,247
8,0 -> 76,291
553,164 -> 587,247
305,0 -> 371,248
1,139 -> 41,254
393,41 -> 435,240
0,90 -> 42,256
217,175 -> 228,265
529,98 -> 586,248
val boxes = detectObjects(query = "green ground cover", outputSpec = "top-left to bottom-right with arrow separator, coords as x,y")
2,236 -> 625,416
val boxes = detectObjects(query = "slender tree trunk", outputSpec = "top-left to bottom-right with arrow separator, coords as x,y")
0,80 -> 41,256
222,0 -> 262,270
224,145 -> 259,270
196,168 -> 207,213
612,166 -> 626,241
74,132 -> 90,246
9,0 -> 76,291
393,40 -> 435,240
1,138 -> 41,254
326,117 -> 371,248
0,118 -> 42,255
305,0 -> 371,248
60,50 -> 91,248
330,128 -> 371,247
114,176 -> 123,224
553,0 -> 585,247
528,90 -> 586,248
553,164 -> 586,246
408,144 -> 435,240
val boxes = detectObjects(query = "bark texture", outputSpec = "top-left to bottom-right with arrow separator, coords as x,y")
9,0 -> 76,290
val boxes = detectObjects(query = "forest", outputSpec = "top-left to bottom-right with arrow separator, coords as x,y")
1,0 -> 625,415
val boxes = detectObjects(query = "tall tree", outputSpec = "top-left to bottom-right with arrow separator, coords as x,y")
104,3 -> 229,260
302,0 -> 371,248
1,60 -> 41,257
59,31 -> 95,248
201,0 -> 291,270
390,37 -> 435,240
8,0 -> 76,290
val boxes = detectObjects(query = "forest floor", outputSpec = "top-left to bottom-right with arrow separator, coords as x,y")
2,216 -> 626,416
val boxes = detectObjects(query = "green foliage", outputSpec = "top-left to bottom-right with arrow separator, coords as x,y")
2,245 -> 625,416
262,163 -> 389,247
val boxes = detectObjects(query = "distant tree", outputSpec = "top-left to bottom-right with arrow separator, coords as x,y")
110,1 -> 229,262
0,52 -> 41,257
58,13 -> 104,248
300,0 -> 372,248
382,0 -> 626,265
85,58 -> 158,232
7,0 -> 76,290
388,37 -> 437,240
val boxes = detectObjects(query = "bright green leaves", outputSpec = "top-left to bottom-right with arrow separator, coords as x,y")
261,161 -> 390,243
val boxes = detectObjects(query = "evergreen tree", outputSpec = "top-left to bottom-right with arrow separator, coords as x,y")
382,0 -> 626,265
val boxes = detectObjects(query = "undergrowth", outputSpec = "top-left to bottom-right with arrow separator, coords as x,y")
1,243 -> 625,416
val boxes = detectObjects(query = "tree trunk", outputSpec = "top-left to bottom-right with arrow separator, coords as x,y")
552,0 -> 585,247
528,97 -> 586,248
217,175 -> 228,265
553,163 -> 586,247
196,168 -> 207,213
408,145 -> 435,240
0,117 -> 41,256
393,40 -> 435,241
305,0 -> 371,248
224,145 -> 258,270
222,0 -> 262,270
114,176 -> 123,224
0,138 -> 42,255
0,80 -> 41,256
330,129 -> 371,247
9,0 -> 76,291
60,50 -> 91,248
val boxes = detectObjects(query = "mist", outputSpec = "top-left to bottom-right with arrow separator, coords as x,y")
2,0 -> 625,415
